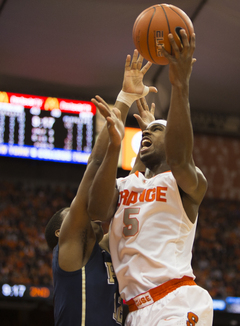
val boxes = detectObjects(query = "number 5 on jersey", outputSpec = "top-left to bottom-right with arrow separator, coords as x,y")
123,208 -> 140,237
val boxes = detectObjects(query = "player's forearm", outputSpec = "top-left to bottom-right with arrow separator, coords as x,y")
115,101 -> 130,124
88,122 -> 110,166
165,83 -> 194,167
87,143 -> 120,221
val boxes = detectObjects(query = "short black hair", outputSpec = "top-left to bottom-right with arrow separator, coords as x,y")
45,207 -> 68,250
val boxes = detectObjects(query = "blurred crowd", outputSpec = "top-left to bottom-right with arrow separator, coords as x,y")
0,180 -> 76,287
192,198 -> 240,299
0,179 -> 239,299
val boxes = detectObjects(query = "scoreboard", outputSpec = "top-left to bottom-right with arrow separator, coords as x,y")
0,91 -> 96,164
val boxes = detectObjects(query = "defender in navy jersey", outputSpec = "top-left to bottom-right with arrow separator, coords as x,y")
45,49 -> 157,325
44,106 -> 125,325
52,240 -> 122,326
45,103 -> 125,324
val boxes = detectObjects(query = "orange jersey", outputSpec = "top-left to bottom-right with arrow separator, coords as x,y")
109,171 -> 197,302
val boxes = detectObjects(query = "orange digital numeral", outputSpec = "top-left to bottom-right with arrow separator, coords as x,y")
29,286 -> 50,298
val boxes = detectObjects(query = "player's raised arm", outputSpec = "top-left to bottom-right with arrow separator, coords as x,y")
159,31 -> 207,204
87,50 -> 157,221
87,105 -> 124,222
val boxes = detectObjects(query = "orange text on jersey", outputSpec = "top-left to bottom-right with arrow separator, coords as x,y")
118,186 -> 167,206
135,295 -> 152,307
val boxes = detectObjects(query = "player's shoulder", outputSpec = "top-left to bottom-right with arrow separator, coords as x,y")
195,166 -> 206,178
196,166 -> 208,193
183,166 -> 208,207
117,171 -> 136,182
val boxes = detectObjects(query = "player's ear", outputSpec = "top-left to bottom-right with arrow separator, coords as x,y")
55,229 -> 60,238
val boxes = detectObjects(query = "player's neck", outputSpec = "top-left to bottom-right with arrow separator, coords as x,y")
144,162 -> 170,178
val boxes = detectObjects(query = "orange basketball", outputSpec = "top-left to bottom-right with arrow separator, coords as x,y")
132,4 -> 194,65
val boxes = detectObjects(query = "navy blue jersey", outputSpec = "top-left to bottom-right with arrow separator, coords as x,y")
52,241 -> 123,326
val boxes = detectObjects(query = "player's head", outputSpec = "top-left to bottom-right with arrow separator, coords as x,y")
140,119 -> 167,168
45,208 -> 104,250
45,207 -> 69,250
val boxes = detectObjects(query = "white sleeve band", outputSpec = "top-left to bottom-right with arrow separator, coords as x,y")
116,86 -> 150,107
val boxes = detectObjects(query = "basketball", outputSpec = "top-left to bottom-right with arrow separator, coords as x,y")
132,4 -> 194,65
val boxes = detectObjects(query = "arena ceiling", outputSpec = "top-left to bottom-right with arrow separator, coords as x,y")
0,0 -> 239,134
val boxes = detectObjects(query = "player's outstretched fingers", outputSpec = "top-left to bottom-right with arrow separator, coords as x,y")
190,33 -> 196,55
107,107 -> 124,144
141,60 -> 152,75
179,29 -> 190,49
139,98 -> 155,116
125,54 -> 132,71
157,44 -> 171,61
112,107 -> 122,120
91,97 -> 111,119
131,49 -> 139,69
168,33 -> 180,57
139,97 -> 149,111
136,53 -> 144,70
135,96 -> 156,131
98,105 -> 111,119
149,102 -> 155,116
94,95 -> 110,109
106,107 -> 121,127
136,98 -> 144,115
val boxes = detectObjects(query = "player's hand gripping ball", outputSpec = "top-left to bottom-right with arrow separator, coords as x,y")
132,3 -> 194,65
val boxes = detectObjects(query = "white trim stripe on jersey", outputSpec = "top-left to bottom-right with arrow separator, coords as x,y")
81,266 -> 86,326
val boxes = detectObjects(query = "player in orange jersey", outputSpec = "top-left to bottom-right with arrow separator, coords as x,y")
88,30 -> 213,326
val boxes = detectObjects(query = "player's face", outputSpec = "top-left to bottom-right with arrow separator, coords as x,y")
91,221 -> 104,243
140,123 -> 166,167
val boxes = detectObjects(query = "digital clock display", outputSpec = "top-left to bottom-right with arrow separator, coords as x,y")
1,283 -> 53,301
0,91 -> 96,164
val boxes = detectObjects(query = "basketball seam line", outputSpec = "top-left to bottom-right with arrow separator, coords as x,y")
160,4 -> 172,56
147,6 -> 156,64
169,7 -> 191,35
